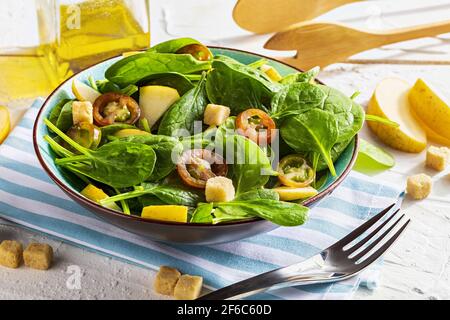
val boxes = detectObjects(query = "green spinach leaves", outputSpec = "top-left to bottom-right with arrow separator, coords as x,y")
158,74 -> 208,136
206,56 -> 279,114
105,52 -> 211,87
281,109 -> 339,176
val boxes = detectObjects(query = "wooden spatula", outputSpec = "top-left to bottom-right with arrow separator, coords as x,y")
264,20 -> 450,70
233,0 -> 359,34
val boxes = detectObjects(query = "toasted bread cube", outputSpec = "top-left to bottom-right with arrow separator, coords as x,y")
426,146 -> 449,171
72,101 -> 93,125
204,104 -> 230,126
154,266 -> 181,296
23,243 -> 53,270
0,240 -> 23,269
174,274 -> 203,300
261,64 -> 283,82
205,177 -> 235,202
407,174 -> 432,200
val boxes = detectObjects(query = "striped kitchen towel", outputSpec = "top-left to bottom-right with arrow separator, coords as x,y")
0,99 -> 404,300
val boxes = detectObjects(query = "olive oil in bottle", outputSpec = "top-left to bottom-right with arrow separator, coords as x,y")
56,0 -> 151,72
0,0 -> 150,106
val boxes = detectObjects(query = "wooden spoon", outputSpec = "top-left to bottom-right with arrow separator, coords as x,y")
233,0 -> 359,34
264,20 -> 450,70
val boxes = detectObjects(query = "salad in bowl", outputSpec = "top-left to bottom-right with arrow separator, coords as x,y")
35,38 -> 376,243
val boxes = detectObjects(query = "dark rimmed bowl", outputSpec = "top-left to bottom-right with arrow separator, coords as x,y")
34,47 -> 359,245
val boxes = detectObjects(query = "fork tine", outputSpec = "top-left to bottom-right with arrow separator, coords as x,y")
355,218 -> 410,269
329,203 -> 396,250
345,209 -> 401,255
350,213 -> 405,261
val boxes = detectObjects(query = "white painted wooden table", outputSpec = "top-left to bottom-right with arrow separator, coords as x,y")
1,0 -> 450,300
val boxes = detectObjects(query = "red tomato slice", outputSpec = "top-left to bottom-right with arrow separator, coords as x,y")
177,149 -> 228,189
236,109 -> 276,145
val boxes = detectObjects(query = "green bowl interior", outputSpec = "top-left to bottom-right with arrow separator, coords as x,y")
36,48 -> 355,200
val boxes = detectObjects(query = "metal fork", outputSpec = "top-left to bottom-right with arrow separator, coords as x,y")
199,203 -> 410,300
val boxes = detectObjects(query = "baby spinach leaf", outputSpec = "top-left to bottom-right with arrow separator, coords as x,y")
310,138 -> 353,172
320,86 -> 365,143
56,141 -> 156,188
45,119 -> 156,188
96,80 -> 138,96
140,72 -> 195,96
105,52 -> 211,87
49,99 -> 73,126
206,57 -> 279,114
365,114 -> 399,128
118,135 -> 183,181
139,195 -> 168,207
55,101 -> 74,132
190,203 -> 214,223
281,109 -> 339,176
280,67 -> 320,85
213,200 -> 309,226
354,139 -> 395,173
158,75 -> 208,136
100,123 -> 136,145
234,189 -> 279,201
270,82 -> 327,120
221,135 -> 276,194
148,38 -> 203,54
181,126 -> 217,151
101,182 -> 204,207
247,58 -> 268,69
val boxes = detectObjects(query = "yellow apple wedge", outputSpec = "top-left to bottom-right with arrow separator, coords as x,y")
122,51 -> 142,58
272,187 -> 318,201
139,86 -> 180,128
72,79 -> 101,104
410,109 -> 450,147
367,78 -> 427,153
114,129 -> 151,138
0,106 -> 11,144
409,78 -> 450,141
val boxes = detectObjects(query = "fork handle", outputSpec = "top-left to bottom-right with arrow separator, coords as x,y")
381,20 -> 450,45
199,254 -> 343,300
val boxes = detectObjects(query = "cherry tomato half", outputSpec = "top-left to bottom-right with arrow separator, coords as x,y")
177,149 -> 228,189
65,122 -> 102,151
236,109 -> 276,145
176,44 -> 212,61
93,92 -> 141,127
277,155 -> 315,188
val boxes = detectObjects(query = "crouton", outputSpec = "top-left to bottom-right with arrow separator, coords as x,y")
407,173 -> 432,200
426,146 -> 449,171
174,274 -> 203,300
205,177 -> 235,202
203,104 -> 230,126
154,266 -> 181,296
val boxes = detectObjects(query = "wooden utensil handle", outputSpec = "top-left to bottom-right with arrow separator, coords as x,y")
383,20 -> 450,44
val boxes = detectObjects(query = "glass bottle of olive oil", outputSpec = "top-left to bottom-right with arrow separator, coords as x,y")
0,0 -> 150,108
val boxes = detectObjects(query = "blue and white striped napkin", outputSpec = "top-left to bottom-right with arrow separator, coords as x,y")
0,99 -> 403,300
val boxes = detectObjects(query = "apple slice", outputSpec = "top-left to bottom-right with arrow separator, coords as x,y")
273,186 -> 318,201
367,78 -> 426,153
114,129 -> 151,138
122,51 -> 142,58
139,85 -> 180,129
72,79 -> 101,104
409,78 -> 450,141
0,106 -> 11,144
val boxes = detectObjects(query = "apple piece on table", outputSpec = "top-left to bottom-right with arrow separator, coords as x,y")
367,78 -> 427,153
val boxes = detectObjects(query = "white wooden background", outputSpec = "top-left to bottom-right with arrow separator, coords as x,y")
1,0 -> 450,300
